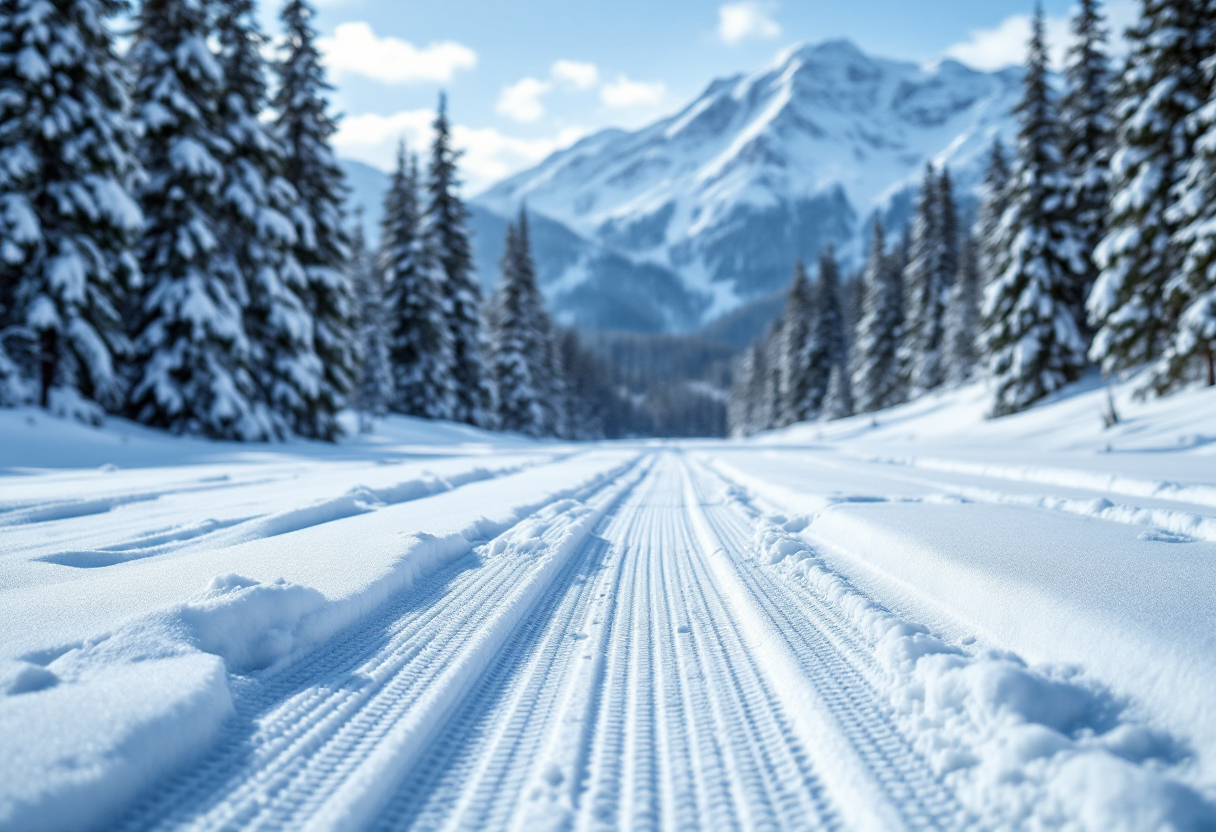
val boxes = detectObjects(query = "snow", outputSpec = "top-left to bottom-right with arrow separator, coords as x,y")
3,374 -> 1216,830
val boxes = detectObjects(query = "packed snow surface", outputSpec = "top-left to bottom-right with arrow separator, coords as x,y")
2,377 -> 1216,831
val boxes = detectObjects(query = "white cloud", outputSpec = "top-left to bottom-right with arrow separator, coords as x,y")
717,2 -> 780,46
333,109 -> 587,192
942,13 -> 1071,71
318,22 -> 476,84
496,77 -> 552,123
551,59 -> 599,91
600,75 -> 667,109
453,124 -> 588,191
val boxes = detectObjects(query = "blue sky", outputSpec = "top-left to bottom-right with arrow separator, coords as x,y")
267,0 -> 1136,192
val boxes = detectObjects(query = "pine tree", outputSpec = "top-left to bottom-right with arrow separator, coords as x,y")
129,0 -> 270,438
852,219 -> 905,413
537,313 -> 569,438
1156,53 -> 1216,389
797,245 -> 847,419
274,0 -> 356,440
348,211 -> 392,429
937,168 -> 959,303
944,233 -> 981,386
775,259 -> 815,426
1060,0 -> 1113,332
426,93 -> 491,426
981,7 -> 1088,417
1089,0 -> 1212,376
975,138 -> 1012,287
822,363 -> 854,421
0,0 -> 142,417
217,0 -> 320,438
757,320 -> 783,433
487,209 -> 561,437
727,344 -> 757,437
902,164 -> 957,395
382,143 -> 454,419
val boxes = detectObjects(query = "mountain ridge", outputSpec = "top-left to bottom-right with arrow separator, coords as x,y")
474,38 -> 1019,330
342,38 -> 1020,335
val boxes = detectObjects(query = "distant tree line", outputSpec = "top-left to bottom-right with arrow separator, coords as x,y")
730,0 -> 1216,436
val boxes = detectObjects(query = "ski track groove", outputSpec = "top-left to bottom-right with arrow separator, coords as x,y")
371,504 -> 626,831
687,455 -> 970,830
111,451 -> 976,831
16,453 -> 572,568
114,454 -> 642,832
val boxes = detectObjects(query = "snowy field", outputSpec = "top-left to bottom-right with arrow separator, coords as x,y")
2,377 -> 1216,831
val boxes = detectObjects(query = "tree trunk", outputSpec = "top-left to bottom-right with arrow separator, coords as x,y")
1206,347 -> 1215,388
39,329 -> 56,409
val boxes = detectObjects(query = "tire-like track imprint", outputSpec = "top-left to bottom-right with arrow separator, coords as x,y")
116,452 -> 967,831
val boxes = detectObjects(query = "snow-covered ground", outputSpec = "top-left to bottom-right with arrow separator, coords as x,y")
2,376 -> 1215,831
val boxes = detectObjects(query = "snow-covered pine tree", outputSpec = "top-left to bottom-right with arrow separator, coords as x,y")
538,315 -> 569,438
216,0 -> 320,438
756,319 -> 783,433
943,232 -> 981,386
0,5 -> 25,407
822,363 -> 854,421
936,168 -> 959,303
426,93 -> 491,427
981,7 -> 1088,417
348,210 -> 392,429
129,0 -> 271,438
274,0 -> 356,440
0,0 -> 143,417
792,245 -> 847,420
852,219 -> 904,413
1155,52 -> 1216,389
1089,0 -> 1212,376
975,138 -> 1012,287
902,164 -> 956,395
1060,0 -> 1113,332
515,210 -> 568,438
776,259 -> 815,426
726,344 -> 757,438
382,143 -> 454,419
488,211 -> 547,436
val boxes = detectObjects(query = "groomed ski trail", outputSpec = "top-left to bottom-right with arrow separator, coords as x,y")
114,452 -> 966,831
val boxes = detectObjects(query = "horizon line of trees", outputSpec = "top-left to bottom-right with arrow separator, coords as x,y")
0,0 -> 598,442
730,0 -> 1216,437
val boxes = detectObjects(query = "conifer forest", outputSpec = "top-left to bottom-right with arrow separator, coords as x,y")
5,4 -> 1216,831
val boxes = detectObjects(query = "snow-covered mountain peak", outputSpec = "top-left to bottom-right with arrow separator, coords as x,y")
475,38 -> 1020,331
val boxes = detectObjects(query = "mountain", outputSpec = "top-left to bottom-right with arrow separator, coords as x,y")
340,158 -> 699,332
475,39 -> 1021,331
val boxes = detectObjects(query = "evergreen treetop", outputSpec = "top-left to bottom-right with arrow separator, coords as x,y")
426,92 -> 490,426
981,6 -> 1087,416
853,218 -> 905,414
383,141 -> 454,419
274,0 -> 355,440
1060,0 -> 1113,328
776,259 -> 815,427
129,0 -> 270,438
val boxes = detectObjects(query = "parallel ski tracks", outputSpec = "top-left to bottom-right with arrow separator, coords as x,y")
116,455 -> 647,832
116,451 -> 970,831
686,456 -> 969,830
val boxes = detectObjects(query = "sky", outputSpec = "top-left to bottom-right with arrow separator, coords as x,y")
262,0 -> 1138,194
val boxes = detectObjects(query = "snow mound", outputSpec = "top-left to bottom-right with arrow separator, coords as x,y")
748,510 -> 1216,830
